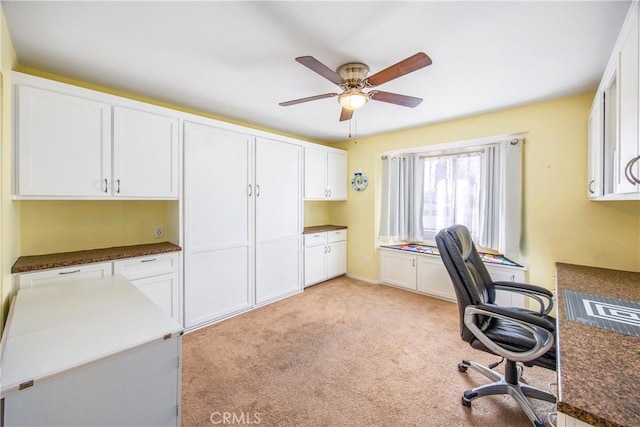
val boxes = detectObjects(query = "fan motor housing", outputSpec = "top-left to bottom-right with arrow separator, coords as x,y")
337,63 -> 369,85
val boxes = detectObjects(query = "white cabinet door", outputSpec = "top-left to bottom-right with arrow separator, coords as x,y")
304,244 -> 327,287
327,240 -> 347,279
255,137 -> 302,304
587,95 -> 604,198
416,256 -> 456,301
113,107 -> 179,198
16,86 -> 111,197
486,264 -> 526,309
184,122 -> 253,327
304,146 -> 327,199
130,272 -> 180,322
327,151 -> 347,200
17,262 -> 113,290
379,250 -> 417,290
113,253 -> 181,323
616,9 -> 639,194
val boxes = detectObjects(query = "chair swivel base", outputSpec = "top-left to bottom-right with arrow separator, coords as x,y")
458,359 -> 556,427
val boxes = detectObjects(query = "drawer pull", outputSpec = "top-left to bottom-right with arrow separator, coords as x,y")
59,269 -> 81,275
140,258 -> 157,263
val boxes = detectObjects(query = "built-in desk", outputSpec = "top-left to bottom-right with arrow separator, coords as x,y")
555,263 -> 639,427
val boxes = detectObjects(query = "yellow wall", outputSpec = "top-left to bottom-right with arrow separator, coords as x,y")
20,201 -> 174,256
1,5 -> 19,332
333,92 -> 640,290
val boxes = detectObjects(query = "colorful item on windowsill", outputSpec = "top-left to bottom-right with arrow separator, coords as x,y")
380,243 -> 523,267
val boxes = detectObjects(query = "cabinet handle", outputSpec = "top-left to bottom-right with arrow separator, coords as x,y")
103,179 -> 108,193
256,185 -> 261,197
140,258 -> 157,263
588,179 -> 595,194
116,179 -> 121,194
412,259 -> 415,267
324,246 -> 328,253
328,246 -> 331,253
324,189 -> 328,197
328,189 -> 331,197
248,184 -> 252,197
59,269 -> 81,275
625,155 -> 640,185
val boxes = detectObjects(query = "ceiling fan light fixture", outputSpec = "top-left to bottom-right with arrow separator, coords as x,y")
338,90 -> 369,111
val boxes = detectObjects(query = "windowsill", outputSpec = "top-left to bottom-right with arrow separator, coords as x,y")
378,243 -> 525,268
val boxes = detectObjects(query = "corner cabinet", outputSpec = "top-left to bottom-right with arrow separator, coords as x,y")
13,72 -> 179,199
304,146 -> 347,200
588,2 -> 640,200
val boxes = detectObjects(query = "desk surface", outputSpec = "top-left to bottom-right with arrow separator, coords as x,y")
555,263 -> 639,427
0,275 -> 183,397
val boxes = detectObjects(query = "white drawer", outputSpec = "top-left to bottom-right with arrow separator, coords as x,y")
113,252 -> 179,281
17,262 -> 113,290
327,229 -> 347,243
304,232 -> 327,247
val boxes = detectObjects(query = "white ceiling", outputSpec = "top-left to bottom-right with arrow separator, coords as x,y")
1,1 -> 632,142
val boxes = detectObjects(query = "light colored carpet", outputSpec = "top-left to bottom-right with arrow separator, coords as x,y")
181,277 -> 556,426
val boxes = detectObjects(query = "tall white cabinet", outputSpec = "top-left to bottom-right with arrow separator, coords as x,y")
183,122 -> 302,329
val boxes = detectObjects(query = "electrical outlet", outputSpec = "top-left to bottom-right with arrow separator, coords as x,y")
154,227 -> 164,239
364,256 -> 370,266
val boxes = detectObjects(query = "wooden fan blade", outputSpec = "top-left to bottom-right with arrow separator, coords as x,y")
365,52 -> 432,87
339,108 -> 353,122
279,93 -> 337,106
296,56 -> 344,85
370,91 -> 423,108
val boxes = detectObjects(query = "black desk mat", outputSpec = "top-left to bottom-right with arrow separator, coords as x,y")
563,290 -> 640,338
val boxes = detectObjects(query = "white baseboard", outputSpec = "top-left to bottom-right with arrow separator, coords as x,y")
345,273 -> 380,285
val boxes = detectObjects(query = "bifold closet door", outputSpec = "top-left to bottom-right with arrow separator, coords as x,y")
184,122 -> 253,328
254,137 -> 302,305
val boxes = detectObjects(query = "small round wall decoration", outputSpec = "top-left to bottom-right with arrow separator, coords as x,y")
351,172 -> 368,192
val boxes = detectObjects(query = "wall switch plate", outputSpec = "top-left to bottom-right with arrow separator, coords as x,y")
154,227 -> 164,238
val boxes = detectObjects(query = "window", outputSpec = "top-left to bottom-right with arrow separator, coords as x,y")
378,136 -> 523,261
422,152 -> 482,242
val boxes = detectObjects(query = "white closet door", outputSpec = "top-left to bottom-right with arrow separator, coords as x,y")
255,137 -> 302,305
183,122 -> 253,327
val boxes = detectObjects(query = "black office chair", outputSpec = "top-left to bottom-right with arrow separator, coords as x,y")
435,224 -> 556,427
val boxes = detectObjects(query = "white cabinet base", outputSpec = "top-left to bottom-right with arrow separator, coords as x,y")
4,334 -> 181,427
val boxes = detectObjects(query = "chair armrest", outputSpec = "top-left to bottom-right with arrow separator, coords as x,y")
493,281 -> 554,315
464,304 -> 555,363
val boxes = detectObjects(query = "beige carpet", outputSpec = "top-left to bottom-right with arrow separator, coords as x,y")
182,277 -> 556,426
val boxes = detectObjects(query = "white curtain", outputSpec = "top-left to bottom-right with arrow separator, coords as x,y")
478,145 -> 501,249
478,140 -> 523,261
379,155 -> 424,242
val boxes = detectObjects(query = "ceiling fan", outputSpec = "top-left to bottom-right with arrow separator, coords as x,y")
279,52 -> 432,121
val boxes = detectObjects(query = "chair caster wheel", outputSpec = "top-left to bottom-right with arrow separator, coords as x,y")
461,396 -> 471,407
458,363 -> 468,373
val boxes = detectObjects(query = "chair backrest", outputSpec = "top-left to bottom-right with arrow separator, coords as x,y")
435,224 -> 496,342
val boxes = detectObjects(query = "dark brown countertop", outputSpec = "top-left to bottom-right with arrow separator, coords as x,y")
12,242 -> 182,274
555,263 -> 640,427
303,225 -> 347,234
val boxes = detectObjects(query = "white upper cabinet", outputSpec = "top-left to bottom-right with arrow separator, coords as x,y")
13,73 -> 180,199
16,85 -> 112,197
616,5 -> 639,194
590,2 -> 640,200
113,107 -> 179,198
304,145 -> 347,200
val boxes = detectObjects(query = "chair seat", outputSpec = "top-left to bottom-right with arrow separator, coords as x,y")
470,315 -> 557,371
